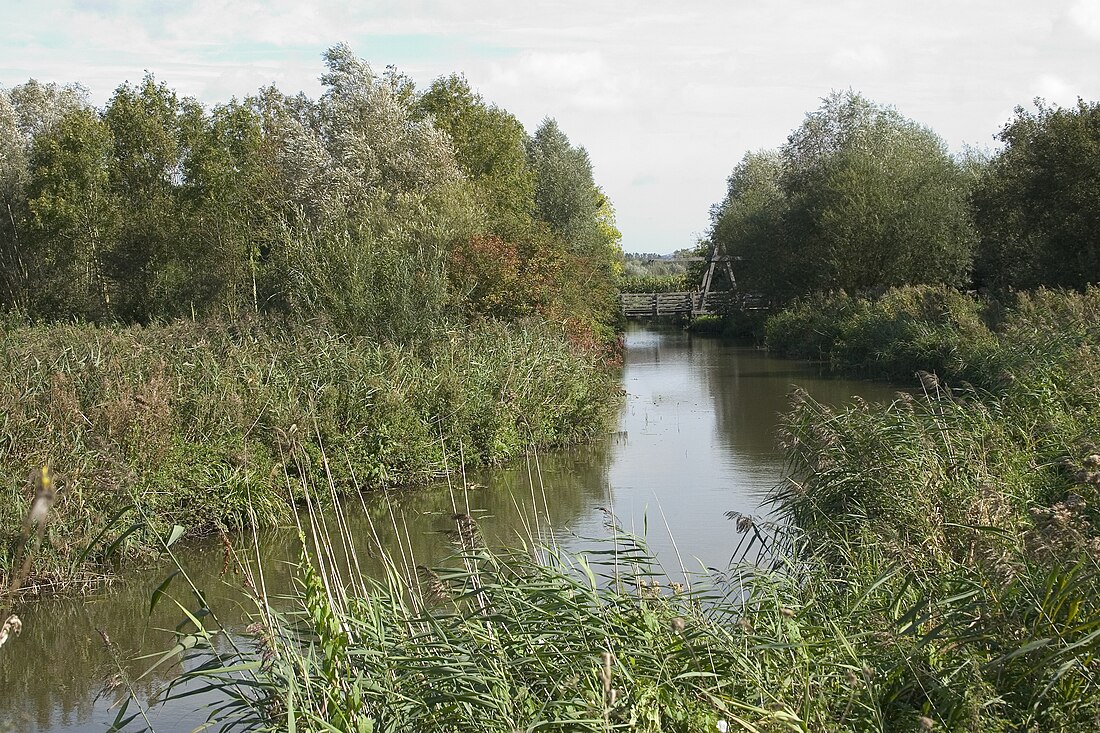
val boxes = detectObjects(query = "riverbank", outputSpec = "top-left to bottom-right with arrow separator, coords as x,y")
766,285 -> 1100,729
0,317 -> 621,597
133,289 -> 1100,732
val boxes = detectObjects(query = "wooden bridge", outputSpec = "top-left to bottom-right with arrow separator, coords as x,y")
619,291 -> 766,318
620,245 -> 765,319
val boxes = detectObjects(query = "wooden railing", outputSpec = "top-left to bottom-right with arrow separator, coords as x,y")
619,291 -> 767,318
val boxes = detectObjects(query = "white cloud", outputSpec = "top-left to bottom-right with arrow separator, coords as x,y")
1069,0 -> 1100,39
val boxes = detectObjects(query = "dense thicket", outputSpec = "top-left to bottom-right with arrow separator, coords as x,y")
0,44 -> 622,339
704,91 -> 1100,303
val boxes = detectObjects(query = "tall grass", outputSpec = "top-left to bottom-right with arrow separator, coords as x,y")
59,285 -> 1100,731
124,435 -> 1100,732
0,316 -> 619,596
618,274 -> 690,294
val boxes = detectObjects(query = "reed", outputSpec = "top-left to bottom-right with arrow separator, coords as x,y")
24,285 -> 1100,731
124,418 -> 1100,732
0,316 -> 619,596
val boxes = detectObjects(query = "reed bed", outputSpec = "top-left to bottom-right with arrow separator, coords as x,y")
120,392 -> 1100,733
110,285 -> 1100,732
18,285 -> 1100,731
0,316 -> 619,596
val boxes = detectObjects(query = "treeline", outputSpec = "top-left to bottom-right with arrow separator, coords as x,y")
0,44 -> 622,340
620,251 -> 692,293
705,90 -> 1100,301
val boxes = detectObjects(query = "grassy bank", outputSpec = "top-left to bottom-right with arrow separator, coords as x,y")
0,317 -> 620,596
761,285 -> 1100,387
114,285 -> 1100,732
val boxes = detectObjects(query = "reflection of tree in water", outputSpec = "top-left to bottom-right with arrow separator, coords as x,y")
0,444 -> 612,732
366,445 -> 613,573
0,572 -> 209,732
699,339 -> 901,462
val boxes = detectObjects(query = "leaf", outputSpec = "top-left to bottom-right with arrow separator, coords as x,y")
102,522 -> 146,561
149,569 -> 182,614
73,504 -> 134,570
165,524 -> 186,548
136,633 -> 202,681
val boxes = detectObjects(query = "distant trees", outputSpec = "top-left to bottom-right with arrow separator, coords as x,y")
973,100 -> 1100,290
707,91 -> 976,301
0,45 -> 623,342
709,91 -> 1100,302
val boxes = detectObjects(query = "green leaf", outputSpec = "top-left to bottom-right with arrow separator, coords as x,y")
165,524 -> 186,548
149,569 -> 182,614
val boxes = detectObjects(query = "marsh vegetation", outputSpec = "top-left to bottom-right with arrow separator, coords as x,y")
2,42 -> 1100,733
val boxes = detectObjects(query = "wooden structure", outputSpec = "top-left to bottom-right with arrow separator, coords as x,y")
621,244 -> 757,319
620,290 -> 731,317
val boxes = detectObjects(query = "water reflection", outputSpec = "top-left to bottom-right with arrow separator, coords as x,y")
0,449 -> 612,733
567,326 -> 898,574
0,325 -> 897,732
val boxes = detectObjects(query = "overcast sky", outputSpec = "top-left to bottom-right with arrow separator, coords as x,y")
3,1 -> 1099,254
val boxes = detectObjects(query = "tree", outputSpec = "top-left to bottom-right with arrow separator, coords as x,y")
0,80 -> 88,310
101,74 -> 190,321
24,107 -> 118,318
705,150 -> 790,295
527,119 -> 603,251
417,74 -> 535,237
269,45 -> 477,341
176,98 -> 272,315
973,99 -> 1100,290
780,91 -> 975,294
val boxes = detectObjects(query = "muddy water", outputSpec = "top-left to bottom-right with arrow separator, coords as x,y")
0,325 -> 900,732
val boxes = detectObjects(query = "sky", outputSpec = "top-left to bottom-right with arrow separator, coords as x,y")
3,1 -> 1099,254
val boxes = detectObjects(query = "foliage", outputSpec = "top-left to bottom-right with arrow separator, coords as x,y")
416,74 -> 535,238
621,253 -> 689,281
765,285 -> 1100,400
131,445 -> 1100,732
705,91 -> 977,302
618,273 -> 689,293
0,81 -> 90,310
0,47 -> 623,345
0,318 -> 619,595
973,99 -> 1100,290
765,286 -> 999,382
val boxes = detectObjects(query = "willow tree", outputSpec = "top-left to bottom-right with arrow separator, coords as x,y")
780,91 -> 975,294
268,44 -> 478,342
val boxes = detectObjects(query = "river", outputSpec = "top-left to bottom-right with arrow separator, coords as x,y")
0,325 -> 899,732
